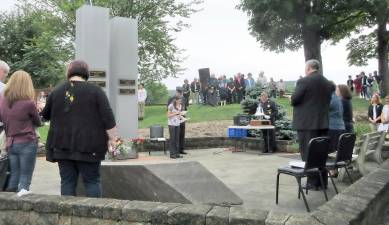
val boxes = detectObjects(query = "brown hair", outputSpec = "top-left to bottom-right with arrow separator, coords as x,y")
337,84 -> 352,100
67,60 -> 90,80
371,94 -> 381,104
173,96 -> 182,110
4,70 -> 35,107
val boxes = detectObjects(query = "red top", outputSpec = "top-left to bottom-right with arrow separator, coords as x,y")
0,97 -> 41,147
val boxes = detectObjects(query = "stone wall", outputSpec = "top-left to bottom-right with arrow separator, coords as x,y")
144,137 -> 295,153
2,161 -> 389,224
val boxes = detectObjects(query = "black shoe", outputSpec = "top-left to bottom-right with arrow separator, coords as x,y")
170,154 -> 183,159
180,151 -> 187,154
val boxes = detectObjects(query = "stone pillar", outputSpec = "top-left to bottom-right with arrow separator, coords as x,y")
76,5 -> 110,94
110,17 -> 138,138
76,6 -> 139,139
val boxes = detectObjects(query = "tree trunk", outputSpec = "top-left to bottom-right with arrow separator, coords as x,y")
302,27 -> 323,74
377,22 -> 389,97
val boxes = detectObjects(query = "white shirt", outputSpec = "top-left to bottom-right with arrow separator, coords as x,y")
0,82 -> 5,95
138,88 -> 147,102
168,104 -> 181,126
278,82 -> 286,91
373,104 -> 377,120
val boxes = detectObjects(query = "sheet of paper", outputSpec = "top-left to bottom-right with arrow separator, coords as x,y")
288,160 -> 305,168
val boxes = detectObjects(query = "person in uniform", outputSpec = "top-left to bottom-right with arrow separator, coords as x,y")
257,92 -> 278,153
182,79 -> 190,108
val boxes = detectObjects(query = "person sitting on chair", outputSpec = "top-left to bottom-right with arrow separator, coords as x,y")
256,92 -> 278,153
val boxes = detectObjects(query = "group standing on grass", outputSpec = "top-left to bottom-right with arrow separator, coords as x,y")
183,72 -> 287,107
0,59 -> 118,198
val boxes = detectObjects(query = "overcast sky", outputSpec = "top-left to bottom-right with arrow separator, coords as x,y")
1,0 -> 377,89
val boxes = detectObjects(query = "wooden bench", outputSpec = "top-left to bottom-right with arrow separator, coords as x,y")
351,131 -> 386,176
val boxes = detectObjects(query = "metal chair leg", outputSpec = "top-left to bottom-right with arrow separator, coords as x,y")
296,177 -> 310,212
318,171 -> 328,201
344,166 -> 353,183
276,172 -> 280,204
163,141 -> 166,155
328,170 -> 338,194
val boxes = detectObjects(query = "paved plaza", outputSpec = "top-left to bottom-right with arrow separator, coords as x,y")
31,149 -> 350,214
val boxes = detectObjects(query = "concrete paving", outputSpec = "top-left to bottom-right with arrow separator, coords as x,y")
30,148 -> 350,215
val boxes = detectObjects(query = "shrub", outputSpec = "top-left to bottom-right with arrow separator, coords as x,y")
240,98 -> 296,140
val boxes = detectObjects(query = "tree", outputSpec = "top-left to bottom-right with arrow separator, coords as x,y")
21,0 -> 202,84
346,0 -> 389,95
144,82 -> 169,104
0,7 -> 72,87
238,0 -> 363,68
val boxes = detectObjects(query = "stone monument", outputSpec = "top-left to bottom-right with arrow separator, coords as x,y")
76,5 -> 138,139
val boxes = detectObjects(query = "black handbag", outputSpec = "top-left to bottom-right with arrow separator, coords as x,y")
0,156 -> 10,191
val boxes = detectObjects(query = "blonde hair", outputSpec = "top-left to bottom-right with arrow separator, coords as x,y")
4,70 -> 35,107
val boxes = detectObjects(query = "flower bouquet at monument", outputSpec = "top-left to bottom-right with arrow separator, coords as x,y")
130,138 -> 145,152
107,137 -> 138,160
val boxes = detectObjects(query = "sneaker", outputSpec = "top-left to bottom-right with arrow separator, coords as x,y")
16,189 -> 32,197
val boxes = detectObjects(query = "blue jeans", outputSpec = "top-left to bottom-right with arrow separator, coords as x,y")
7,142 -> 37,191
58,160 -> 102,198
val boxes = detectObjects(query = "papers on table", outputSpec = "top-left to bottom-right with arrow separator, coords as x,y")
288,160 -> 305,168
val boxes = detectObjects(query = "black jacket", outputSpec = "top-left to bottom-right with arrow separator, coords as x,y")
259,99 -> 278,124
368,104 -> 383,123
42,81 -> 116,162
291,71 -> 334,130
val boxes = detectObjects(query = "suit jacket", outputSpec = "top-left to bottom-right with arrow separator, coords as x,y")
259,99 -> 278,124
291,71 -> 334,130
368,104 -> 383,123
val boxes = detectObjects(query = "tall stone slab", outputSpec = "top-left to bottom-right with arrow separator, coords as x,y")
76,6 -> 138,139
76,6 -> 110,94
110,17 -> 138,138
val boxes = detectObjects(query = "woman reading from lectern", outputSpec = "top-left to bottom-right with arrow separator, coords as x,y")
42,60 -> 117,198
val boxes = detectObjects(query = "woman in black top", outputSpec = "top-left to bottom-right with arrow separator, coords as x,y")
337,85 -> 354,133
368,94 -> 383,131
42,60 -> 117,198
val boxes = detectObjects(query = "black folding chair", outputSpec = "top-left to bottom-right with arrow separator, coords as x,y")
276,137 -> 330,212
149,125 -> 166,155
326,133 -> 356,194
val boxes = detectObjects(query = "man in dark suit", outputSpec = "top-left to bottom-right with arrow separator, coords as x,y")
291,59 -> 334,189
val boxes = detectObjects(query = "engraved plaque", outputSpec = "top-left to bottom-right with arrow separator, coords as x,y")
89,81 -> 106,88
90,71 -> 106,78
119,79 -> 136,86
119,88 -> 135,95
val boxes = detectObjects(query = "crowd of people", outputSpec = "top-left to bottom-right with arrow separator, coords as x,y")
181,73 -> 287,108
346,71 -> 381,100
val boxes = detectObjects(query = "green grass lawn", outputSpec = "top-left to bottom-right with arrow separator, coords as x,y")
139,104 -> 242,128
37,97 -> 371,142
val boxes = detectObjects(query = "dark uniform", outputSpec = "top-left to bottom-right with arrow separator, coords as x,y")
182,83 -> 190,109
259,99 -> 278,153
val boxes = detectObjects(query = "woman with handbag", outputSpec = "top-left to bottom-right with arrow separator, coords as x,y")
0,70 -> 41,196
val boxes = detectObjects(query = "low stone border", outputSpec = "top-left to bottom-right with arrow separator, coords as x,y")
144,137 -> 295,153
1,159 -> 389,224
36,138 -> 295,157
